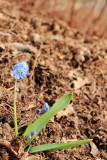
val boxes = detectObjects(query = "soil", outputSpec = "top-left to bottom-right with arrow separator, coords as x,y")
0,1 -> 107,160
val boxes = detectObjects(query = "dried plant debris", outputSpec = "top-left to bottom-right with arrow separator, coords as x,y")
0,0 -> 107,159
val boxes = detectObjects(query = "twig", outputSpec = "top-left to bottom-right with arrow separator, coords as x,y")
84,93 -> 99,106
51,0 -> 57,16
0,32 -> 11,36
5,43 -> 37,53
95,1 -> 107,23
87,0 -> 99,34
93,3 -> 107,36
69,0 -> 76,27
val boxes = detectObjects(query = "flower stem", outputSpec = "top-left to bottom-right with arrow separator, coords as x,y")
14,80 -> 18,137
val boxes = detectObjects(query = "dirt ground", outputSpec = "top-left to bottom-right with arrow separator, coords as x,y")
0,1 -> 107,160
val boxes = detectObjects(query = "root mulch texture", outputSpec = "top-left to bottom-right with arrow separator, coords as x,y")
0,1 -> 107,160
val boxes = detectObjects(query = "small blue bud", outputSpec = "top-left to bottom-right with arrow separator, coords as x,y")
36,109 -> 42,114
25,135 -> 31,141
43,103 -> 50,112
31,131 -> 36,137
11,61 -> 29,79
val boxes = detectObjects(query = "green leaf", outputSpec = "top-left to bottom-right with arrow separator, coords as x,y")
27,139 -> 92,153
23,94 -> 72,146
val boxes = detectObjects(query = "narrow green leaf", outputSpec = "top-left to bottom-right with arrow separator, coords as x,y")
27,139 -> 92,153
23,94 -> 72,145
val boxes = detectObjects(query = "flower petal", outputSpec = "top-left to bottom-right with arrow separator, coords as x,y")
21,72 -> 26,79
14,74 -> 20,79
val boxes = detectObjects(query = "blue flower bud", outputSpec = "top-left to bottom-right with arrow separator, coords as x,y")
11,61 -> 29,79
25,135 -> 31,141
43,103 -> 50,112
36,109 -> 42,114
31,131 -> 36,137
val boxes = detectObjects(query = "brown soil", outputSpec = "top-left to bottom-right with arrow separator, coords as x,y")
0,1 -> 107,160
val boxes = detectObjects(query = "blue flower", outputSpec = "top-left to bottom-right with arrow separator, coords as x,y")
11,61 -> 29,79
25,135 -> 31,141
36,109 -> 42,114
43,103 -> 50,112
31,131 -> 36,137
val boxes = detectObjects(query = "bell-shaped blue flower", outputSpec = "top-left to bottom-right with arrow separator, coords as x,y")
31,130 -> 36,137
36,109 -> 42,114
43,103 -> 50,112
11,61 -> 29,79
25,135 -> 31,141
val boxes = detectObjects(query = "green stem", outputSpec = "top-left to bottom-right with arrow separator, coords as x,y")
14,80 -> 18,137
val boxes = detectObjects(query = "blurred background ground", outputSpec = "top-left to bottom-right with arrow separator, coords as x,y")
6,0 -> 107,38
0,0 -> 107,160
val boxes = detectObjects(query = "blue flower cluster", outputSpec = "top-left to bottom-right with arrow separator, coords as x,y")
36,103 -> 50,114
11,61 -> 29,79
